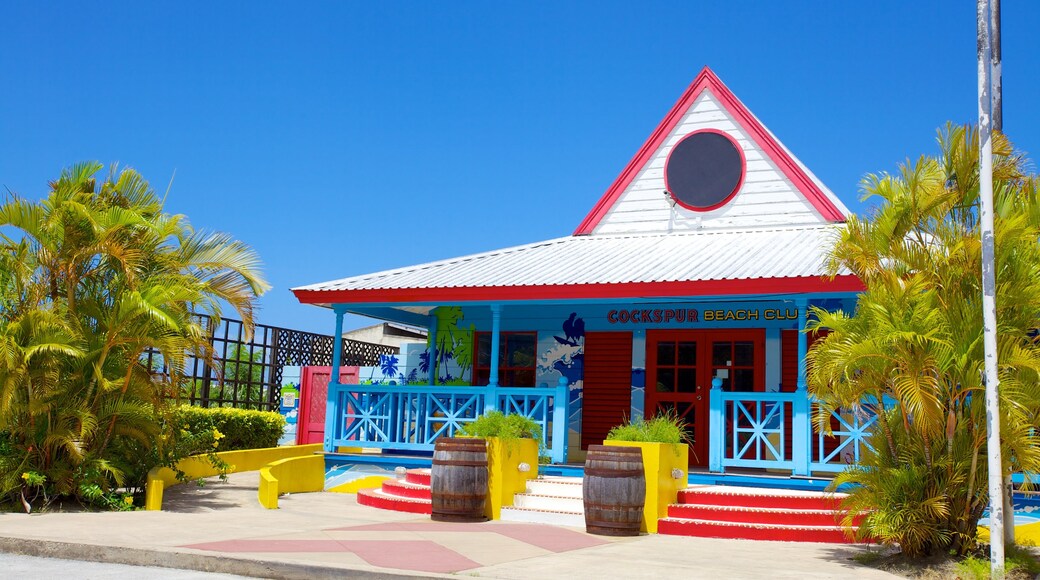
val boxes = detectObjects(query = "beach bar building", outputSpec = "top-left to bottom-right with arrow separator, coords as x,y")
292,67 -> 870,477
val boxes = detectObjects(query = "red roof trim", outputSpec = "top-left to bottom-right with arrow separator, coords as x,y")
293,275 -> 864,305
573,67 -> 845,235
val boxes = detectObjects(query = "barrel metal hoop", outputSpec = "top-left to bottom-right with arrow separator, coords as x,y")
584,468 -> 644,477
432,460 -> 488,467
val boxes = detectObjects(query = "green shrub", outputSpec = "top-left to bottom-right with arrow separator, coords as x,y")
460,411 -> 541,441
605,411 -> 689,445
172,405 -> 285,451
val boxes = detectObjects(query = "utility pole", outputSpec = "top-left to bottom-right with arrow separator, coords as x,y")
977,0 -> 1004,577
991,0 -> 1002,132
990,0 -> 1014,550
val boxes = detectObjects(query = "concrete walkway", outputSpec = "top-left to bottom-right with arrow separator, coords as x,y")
0,472 -> 900,579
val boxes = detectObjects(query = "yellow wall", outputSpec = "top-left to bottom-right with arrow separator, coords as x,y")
328,475 -> 391,494
485,437 -> 539,520
146,444 -> 323,511
604,441 -> 688,533
258,454 -> 326,509
978,521 -> 1040,546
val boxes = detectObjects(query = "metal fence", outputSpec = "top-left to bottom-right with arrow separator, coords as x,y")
143,314 -> 398,411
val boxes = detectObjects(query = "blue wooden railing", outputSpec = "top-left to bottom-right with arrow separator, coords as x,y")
709,390 -> 800,472
810,403 -> 878,472
708,386 -> 878,476
325,378 -> 570,464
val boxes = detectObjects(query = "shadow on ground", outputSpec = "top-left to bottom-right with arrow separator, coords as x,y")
161,477 -> 258,513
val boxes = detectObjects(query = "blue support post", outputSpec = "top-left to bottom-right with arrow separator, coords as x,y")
631,330 -> 646,420
792,299 -> 811,476
485,304 -> 502,412
427,310 -> 438,386
708,377 -> 725,472
552,377 -> 570,464
323,308 -> 346,453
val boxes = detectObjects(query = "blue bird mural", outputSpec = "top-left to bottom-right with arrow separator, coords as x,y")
554,312 -> 585,346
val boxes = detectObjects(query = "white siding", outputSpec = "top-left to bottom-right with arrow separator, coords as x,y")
592,92 -> 826,235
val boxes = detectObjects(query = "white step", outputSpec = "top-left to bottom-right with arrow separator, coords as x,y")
500,506 -> 586,528
526,476 -> 584,498
511,493 -> 585,512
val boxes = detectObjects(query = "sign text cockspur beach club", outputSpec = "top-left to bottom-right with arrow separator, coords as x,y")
606,307 -> 800,324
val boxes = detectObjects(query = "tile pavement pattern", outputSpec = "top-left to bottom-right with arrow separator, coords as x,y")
182,521 -> 608,574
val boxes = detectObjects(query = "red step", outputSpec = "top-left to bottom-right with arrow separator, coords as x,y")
660,485 -> 861,544
357,488 -> 432,514
667,503 -> 843,527
677,487 -> 841,511
658,517 -> 853,543
406,468 -> 431,486
382,478 -> 433,500
355,468 -> 433,515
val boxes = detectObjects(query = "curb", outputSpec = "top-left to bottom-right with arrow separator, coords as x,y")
0,536 -> 451,580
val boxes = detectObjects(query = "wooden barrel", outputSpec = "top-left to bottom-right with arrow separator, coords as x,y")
430,437 -> 488,522
582,445 -> 646,536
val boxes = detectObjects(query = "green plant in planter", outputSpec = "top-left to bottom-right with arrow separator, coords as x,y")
605,411 -> 690,445
460,411 -> 541,441
460,411 -> 547,463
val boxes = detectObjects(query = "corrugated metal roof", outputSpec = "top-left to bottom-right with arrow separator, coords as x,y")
293,224 -> 849,294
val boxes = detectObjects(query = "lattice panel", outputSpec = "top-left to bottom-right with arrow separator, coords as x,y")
145,313 -> 398,411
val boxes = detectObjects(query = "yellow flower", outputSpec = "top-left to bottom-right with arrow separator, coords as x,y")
20,472 -> 29,481
123,496 -> 134,505
213,429 -> 225,440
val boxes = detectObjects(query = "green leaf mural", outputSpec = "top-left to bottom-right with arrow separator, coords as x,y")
431,306 -> 475,385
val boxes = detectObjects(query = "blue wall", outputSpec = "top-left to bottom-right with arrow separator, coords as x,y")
360,297 -> 854,455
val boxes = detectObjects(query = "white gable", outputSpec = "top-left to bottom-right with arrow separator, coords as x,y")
592,91 -> 842,235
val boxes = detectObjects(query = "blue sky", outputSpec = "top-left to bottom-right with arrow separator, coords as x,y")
2,1 -> 1037,336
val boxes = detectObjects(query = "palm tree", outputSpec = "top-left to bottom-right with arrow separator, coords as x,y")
806,125 -> 1040,557
0,163 -> 270,509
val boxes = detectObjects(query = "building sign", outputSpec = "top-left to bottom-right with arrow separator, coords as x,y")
703,308 -> 800,321
606,307 -> 800,325
607,308 -> 698,324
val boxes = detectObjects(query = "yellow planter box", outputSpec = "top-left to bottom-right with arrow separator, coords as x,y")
485,436 -> 540,520
603,440 -> 688,533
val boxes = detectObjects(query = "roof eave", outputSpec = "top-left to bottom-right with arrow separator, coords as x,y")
292,275 -> 864,306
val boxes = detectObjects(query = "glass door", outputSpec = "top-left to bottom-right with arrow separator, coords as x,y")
646,331 -> 707,465
645,330 -> 765,467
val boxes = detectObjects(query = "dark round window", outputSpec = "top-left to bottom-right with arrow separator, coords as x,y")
664,130 -> 745,211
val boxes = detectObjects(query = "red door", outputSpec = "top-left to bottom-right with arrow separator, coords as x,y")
645,330 -> 764,466
297,366 -> 358,445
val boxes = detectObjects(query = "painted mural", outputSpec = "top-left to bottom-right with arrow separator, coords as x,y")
432,306 -> 474,385
358,344 -> 429,385
277,366 -> 301,446
354,306 -> 477,387
536,312 -> 586,452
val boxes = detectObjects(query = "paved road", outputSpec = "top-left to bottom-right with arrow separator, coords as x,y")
0,553 -> 253,579
0,472 -> 898,579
